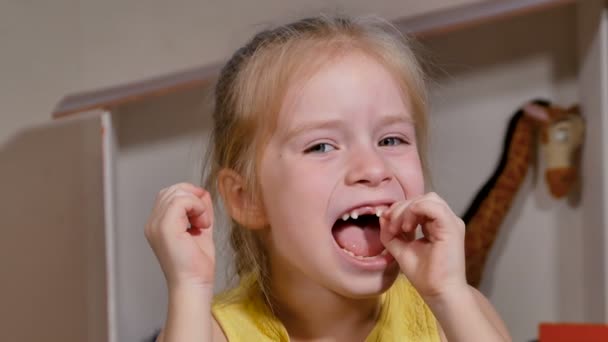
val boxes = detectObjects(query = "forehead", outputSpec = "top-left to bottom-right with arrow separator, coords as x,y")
276,51 -> 411,129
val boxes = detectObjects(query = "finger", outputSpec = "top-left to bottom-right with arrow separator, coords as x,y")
383,234 -> 409,263
188,209 -> 212,230
151,187 -> 172,215
158,186 -> 181,213
387,237 -> 425,278
159,183 -> 207,208
161,193 -> 211,234
174,191 -> 214,230
381,231 -> 418,270
173,182 -> 207,198
389,199 -> 428,235
382,195 -> 430,222
187,191 -> 215,250
383,196 -> 447,244
380,201 -> 416,253
424,192 -> 459,217
380,199 -> 406,219
198,190 -> 214,223
403,199 -> 454,242
425,192 -> 446,205
382,201 -> 411,236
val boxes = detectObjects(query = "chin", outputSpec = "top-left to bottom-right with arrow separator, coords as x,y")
331,263 -> 401,299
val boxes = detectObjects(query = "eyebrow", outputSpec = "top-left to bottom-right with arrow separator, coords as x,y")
285,113 -> 415,140
377,114 -> 416,127
285,119 -> 343,140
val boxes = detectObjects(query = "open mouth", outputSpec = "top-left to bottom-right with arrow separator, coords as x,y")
332,205 -> 389,259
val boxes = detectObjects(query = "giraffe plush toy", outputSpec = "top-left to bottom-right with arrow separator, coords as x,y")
463,99 -> 585,288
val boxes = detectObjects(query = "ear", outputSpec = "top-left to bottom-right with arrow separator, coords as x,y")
567,104 -> 581,115
571,115 -> 586,145
523,103 -> 550,122
218,168 -> 268,230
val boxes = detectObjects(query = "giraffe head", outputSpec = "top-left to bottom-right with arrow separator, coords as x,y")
523,102 -> 585,198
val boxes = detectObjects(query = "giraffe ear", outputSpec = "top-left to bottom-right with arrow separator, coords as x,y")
567,104 -> 581,115
523,103 -> 550,122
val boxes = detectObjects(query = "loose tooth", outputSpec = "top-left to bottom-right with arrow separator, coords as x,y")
351,211 -> 358,219
342,214 -> 349,221
376,208 -> 382,217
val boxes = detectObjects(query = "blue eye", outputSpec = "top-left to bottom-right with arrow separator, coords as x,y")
379,137 -> 406,146
305,143 -> 336,153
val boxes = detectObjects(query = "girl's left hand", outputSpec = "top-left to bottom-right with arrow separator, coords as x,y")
379,192 -> 467,300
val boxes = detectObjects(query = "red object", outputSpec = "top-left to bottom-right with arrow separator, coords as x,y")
539,323 -> 608,342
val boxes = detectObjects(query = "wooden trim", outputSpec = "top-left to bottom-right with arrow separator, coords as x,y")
100,112 -> 118,342
52,63 -> 220,118
395,0 -> 576,39
52,0 -> 575,119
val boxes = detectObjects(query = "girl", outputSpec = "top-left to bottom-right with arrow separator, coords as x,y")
145,15 -> 511,341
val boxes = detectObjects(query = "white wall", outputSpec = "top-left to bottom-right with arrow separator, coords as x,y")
423,4 -> 583,341
1,0 -> 484,144
0,0 -> 81,143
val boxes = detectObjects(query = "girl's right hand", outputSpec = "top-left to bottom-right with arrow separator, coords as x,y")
145,183 -> 216,291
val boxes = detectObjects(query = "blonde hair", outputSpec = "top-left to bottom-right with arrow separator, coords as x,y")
205,14 -> 429,303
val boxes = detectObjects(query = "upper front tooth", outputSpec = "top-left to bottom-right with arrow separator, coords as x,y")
350,211 -> 359,219
375,208 -> 384,217
342,213 -> 350,221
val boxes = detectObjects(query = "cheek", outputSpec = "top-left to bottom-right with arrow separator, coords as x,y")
391,152 -> 425,196
406,169 -> 426,196
259,156 -> 290,208
259,153 -> 321,222
260,158 -> 337,232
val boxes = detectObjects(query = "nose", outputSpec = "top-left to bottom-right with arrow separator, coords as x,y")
345,147 -> 392,187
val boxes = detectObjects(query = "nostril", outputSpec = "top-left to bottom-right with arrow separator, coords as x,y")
545,168 -> 576,198
344,150 -> 392,186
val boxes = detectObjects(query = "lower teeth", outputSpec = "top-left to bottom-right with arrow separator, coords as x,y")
340,247 -> 386,259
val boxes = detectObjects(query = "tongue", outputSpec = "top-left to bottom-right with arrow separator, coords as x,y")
333,222 -> 384,257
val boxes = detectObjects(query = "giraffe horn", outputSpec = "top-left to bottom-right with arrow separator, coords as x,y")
523,103 -> 550,122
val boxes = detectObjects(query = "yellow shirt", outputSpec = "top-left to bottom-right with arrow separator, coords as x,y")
212,275 -> 440,341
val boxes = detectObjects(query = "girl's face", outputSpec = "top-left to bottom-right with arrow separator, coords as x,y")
258,51 -> 425,297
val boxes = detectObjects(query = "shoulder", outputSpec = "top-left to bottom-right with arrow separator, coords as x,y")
212,282 -> 283,341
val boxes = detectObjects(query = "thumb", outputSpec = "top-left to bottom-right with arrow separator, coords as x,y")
383,237 -> 407,263
185,192 -> 215,252
187,216 -> 215,258
380,216 -> 416,272
384,236 -> 419,279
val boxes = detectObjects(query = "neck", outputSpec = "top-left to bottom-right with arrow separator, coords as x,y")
268,260 -> 381,341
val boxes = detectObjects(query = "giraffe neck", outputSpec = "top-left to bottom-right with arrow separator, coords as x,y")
488,116 -> 535,213
465,113 -> 537,287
